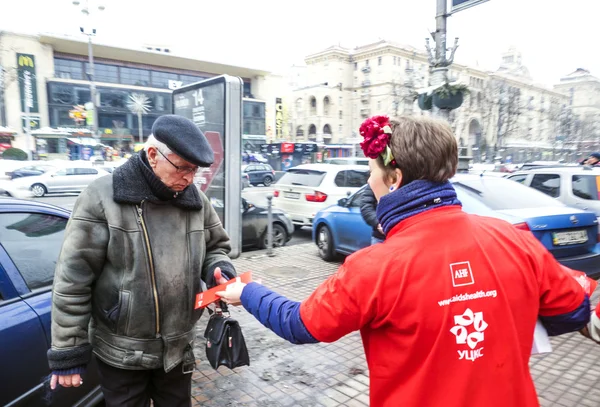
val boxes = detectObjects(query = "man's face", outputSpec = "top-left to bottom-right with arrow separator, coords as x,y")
588,157 -> 600,165
147,147 -> 198,191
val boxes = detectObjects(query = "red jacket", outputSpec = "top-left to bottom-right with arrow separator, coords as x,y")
300,206 -> 586,407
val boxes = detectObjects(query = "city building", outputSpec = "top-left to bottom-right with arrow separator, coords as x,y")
0,31 -> 284,158
554,68 -> 600,156
286,40 -> 598,163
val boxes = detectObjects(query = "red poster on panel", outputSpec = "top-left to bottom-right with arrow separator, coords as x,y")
196,131 -> 224,192
280,142 -> 294,154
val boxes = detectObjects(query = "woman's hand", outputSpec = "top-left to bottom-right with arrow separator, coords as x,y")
216,279 -> 246,306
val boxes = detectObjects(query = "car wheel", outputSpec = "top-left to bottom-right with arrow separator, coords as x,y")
263,176 -> 273,186
259,223 -> 287,249
317,225 -> 337,262
31,183 -> 47,197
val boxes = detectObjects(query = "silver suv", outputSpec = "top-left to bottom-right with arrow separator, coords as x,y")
506,166 -> 600,216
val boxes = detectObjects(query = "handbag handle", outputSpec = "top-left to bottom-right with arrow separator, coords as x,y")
208,300 -> 230,316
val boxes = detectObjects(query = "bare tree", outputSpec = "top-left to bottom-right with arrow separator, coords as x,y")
477,79 -> 523,162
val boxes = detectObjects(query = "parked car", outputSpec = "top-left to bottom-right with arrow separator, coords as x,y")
0,198 -> 103,406
242,164 -> 276,186
6,164 -> 56,180
12,166 -> 110,197
273,164 -> 370,230
312,174 -> 600,278
241,198 -> 293,249
506,166 -> 600,216
325,157 -> 369,166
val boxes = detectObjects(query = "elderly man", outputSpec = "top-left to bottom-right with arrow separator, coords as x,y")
47,115 -> 236,407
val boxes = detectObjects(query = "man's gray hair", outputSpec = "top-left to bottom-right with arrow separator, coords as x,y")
144,134 -> 173,157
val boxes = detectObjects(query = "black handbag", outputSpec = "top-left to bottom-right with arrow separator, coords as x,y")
203,302 -> 250,370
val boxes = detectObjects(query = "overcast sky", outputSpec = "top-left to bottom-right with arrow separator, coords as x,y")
1,0 -> 598,87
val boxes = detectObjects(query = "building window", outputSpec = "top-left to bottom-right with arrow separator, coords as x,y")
100,89 -> 127,108
87,63 -> 119,84
378,57 -> 382,66
365,60 -> 369,66
243,100 -> 266,135
377,101 -> 381,110
151,71 -> 180,88
339,110 -> 343,119
393,56 -> 397,65
179,74 -> 205,85
339,124 -> 343,133
120,67 -> 151,86
243,82 -> 252,97
354,62 -> 358,71
54,58 -> 84,80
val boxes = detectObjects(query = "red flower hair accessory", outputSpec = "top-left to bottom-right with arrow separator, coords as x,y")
359,115 -> 396,166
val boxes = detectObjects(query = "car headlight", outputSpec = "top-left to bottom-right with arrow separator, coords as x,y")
284,213 -> 292,219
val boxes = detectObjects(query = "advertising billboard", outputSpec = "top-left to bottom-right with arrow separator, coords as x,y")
173,75 -> 243,258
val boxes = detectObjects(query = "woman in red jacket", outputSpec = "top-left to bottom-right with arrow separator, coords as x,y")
218,115 -> 590,407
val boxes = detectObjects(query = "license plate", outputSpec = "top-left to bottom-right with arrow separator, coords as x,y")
283,192 -> 300,199
552,230 -> 588,246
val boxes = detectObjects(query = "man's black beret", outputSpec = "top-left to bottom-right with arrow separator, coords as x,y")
151,115 -> 214,167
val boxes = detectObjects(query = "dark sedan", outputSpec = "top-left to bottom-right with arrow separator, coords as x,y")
6,164 -> 55,180
0,198 -> 103,407
242,198 -> 293,249
242,164 -> 276,186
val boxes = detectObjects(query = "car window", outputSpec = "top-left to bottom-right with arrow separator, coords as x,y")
530,174 -> 560,198
334,172 -> 346,187
508,174 -> 528,184
75,168 -> 98,175
247,165 -> 256,172
277,169 -> 326,187
55,168 -> 76,176
572,175 -> 600,200
452,177 -> 563,210
346,170 -> 369,187
334,170 -> 369,188
0,213 -> 68,290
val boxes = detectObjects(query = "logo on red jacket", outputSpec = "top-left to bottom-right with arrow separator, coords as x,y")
450,308 -> 488,361
450,261 -> 474,287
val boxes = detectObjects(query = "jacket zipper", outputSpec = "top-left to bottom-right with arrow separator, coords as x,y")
136,201 -> 161,337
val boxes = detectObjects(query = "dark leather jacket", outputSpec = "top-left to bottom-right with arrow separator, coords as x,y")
48,154 -> 235,373
360,185 -> 385,241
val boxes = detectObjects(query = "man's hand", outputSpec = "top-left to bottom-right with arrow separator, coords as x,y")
377,224 -> 384,235
214,267 -> 229,285
50,373 -> 82,390
216,280 -> 246,306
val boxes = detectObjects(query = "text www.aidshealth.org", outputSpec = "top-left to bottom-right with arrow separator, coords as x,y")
438,290 -> 497,307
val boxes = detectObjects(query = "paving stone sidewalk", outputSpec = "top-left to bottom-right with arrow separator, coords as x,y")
190,243 -> 600,407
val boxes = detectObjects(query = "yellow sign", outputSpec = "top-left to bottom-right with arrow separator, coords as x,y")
104,128 -> 113,134
18,55 -> 34,68
275,98 -> 284,139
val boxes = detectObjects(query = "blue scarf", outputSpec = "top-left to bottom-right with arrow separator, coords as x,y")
376,180 -> 462,235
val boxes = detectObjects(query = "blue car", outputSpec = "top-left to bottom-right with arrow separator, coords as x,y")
0,198 -> 102,407
312,174 -> 600,278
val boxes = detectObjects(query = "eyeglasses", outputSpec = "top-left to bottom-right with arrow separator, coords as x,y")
156,149 -> 198,175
